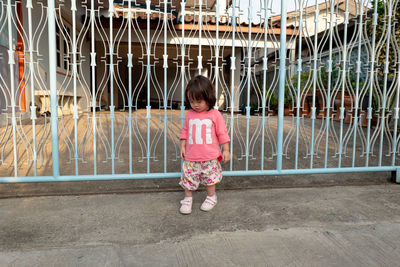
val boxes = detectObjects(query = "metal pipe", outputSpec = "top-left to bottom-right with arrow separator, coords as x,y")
276,0 -> 287,171
229,0 -> 237,171
0,166 -> 397,183
72,0 -> 79,175
128,0 -> 133,174
109,0 -> 116,174
27,0 -> 37,176
6,0 -> 18,177
245,0 -> 252,171
47,0 -> 60,177
90,0 -> 97,175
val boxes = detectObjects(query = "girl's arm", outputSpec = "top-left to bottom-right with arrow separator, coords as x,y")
221,142 -> 230,163
180,112 -> 189,159
215,111 -> 230,144
180,139 -> 186,159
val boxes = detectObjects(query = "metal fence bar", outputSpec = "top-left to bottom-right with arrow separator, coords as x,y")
128,0 -> 133,174
90,0 -> 97,175
365,0 -> 378,167
245,0 -> 252,171
378,0 -> 393,167
323,0 -> 335,169
6,0 -> 18,177
337,0 -> 349,168
294,0 -> 304,170
179,0 -> 186,177
1,166 -> 398,183
351,1 -> 365,167
229,0 -> 236,171
108,1 -> 116,174
146,0 -> 151,173
47,0 -> 60,178
214,0 -> 219,109
71,0 -> 79,175
163,0 -> 168,173
26,0 -> 37,176
198,0 -> 203,75
180,0 -> 186,133
276,0 -> 287,171
309,0 -> 319,169
260,0 -> 268,171
392,60 -> 400,166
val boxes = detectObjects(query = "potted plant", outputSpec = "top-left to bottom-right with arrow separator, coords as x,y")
250,103 -> 258,115
268,91 -> 278,115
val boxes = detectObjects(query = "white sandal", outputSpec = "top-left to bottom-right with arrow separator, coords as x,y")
200,196 -> 217,211
180,198 -> 193,214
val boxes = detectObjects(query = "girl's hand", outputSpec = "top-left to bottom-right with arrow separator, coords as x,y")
180,148 -> 185,159
180,140 -> 186,159
222,150 -> 230,163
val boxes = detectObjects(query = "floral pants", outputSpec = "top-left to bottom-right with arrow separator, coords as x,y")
179,159 -> 222,191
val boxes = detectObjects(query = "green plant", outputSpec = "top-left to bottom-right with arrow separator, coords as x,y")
284,71 -> 312,107
284,86 -> 293,107
367,0 -> 399,77
269,91 -> 278,107
250,103 -> 258,110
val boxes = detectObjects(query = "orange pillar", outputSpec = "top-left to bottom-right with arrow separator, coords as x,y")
17,1 -> 26,112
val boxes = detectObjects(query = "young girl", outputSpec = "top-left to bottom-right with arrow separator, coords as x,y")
179,75 -> 230,214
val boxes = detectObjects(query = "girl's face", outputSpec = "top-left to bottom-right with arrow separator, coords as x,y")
188,96 -> 208,113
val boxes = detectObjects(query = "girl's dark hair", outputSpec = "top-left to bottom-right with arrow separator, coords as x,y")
185,75 -> 216,110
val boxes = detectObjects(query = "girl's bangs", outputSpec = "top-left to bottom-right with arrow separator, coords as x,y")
187,86 -> 204,101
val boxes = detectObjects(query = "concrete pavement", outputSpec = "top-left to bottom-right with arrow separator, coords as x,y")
0,180 -> 400,266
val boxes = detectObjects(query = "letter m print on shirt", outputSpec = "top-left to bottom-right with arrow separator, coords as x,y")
188,119 -> 213,144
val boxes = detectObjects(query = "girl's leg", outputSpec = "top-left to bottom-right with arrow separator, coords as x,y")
181,189 -> 193,215
201,184 -> 217,211
205,184 -> 216,197
184,189 -> 193,197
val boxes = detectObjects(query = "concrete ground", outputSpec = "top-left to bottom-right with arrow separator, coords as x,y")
0,173 -> 400,266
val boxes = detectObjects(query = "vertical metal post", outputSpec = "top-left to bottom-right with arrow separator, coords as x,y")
378,0 -> 393,166
109,1 -> 116,174
71,0 -> 79,175
294,0 -> 304,170
351,1 -> 365,167
90,0 -> 97,175
261,0 -> 269,170
337,0 -> 349,168
365,0 -> 379,166
6,0 -> 18,177
245,0 -> 252,171
391,61 -> 400,166
198,0 -> 203,76
323,0 -> 335,168
392,168 -> 400,184
128,0 -> 133,174
27,0 -> 37,176
180,0 -> 186,173
229,0 -> 236,171
47,0 -> 60,177
163,0 -> 168,173
309,0 -> 319,168
146,0 -> 151,173
214,0 -> 219,109
180,0 -> 186,129
276,0 -> 287,171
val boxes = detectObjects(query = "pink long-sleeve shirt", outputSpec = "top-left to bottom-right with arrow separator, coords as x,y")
180,109 -> 230,162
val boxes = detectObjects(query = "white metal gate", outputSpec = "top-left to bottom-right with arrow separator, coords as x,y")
0,0 -> 399,182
